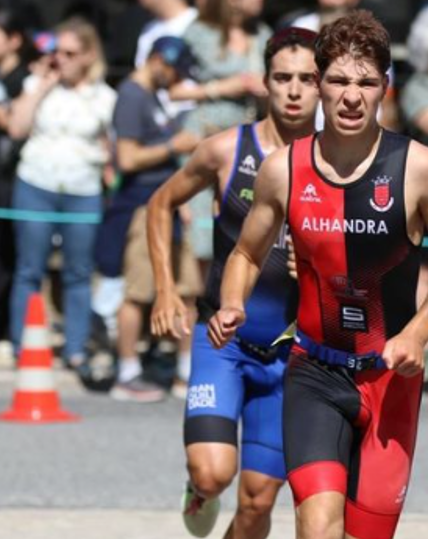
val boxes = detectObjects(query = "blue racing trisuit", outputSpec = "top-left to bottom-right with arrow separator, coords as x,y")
184,124 -> 298,480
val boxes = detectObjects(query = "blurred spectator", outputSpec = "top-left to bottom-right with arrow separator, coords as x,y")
134,0 -> 199,122
291,0 -> 361,31
291,0 -> 399,131
0,0 -> 44,33
95,36 -> 201,402
134,0 -> 197,68
401,5 -> 428,313
92,0 -> 199,395
401,6 -> 428,144
62,0 -> 109,42
8,17 -> 116,371
105,0 -> 153,79
0,8 -> 38,341
171,0 -> 271,277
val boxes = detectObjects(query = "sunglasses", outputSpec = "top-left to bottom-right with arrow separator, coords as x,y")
55,48 -> 83,59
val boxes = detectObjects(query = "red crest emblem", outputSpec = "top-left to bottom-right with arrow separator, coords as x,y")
370,176 -> 394,212
374,181 -> 390,208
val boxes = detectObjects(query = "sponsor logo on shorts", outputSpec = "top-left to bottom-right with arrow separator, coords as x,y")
188,384 -> 216,410
300,183 -> 321,203
238,154 -> 258,177
370,175 -> 394,213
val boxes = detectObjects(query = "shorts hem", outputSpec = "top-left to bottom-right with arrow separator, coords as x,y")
345,498 -> 400,539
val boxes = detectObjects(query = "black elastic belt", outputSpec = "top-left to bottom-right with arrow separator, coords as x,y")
235,335 -> 290,363
196,298 -> 289,362
295,328 -> 387,371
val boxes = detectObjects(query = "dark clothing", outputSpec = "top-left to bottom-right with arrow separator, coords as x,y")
284,130 -> 424,539
0,62 -> 29,338
202,123 -> 298,346
288,130 -> 419,354
113,79 -> 178,192
284,348 -> 423,539
95,79 -> 180,277
0,63 -> 29,183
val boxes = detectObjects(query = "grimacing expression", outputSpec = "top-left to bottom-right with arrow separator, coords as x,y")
319,54 -> 387,136
265,46 -> 319,130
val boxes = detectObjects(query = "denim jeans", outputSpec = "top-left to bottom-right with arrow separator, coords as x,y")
10,179 -> 102,359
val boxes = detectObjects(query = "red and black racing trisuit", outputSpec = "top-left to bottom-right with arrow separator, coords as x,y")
285,130 -> 424,539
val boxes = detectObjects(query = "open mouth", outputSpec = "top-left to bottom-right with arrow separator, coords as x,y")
339,111 -> 364,121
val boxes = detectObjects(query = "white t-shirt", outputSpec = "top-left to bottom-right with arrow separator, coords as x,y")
18,76 -> 117,196
134,7 -> 198,67
292,12 -> 320,32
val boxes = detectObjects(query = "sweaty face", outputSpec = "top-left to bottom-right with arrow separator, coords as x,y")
265,46 -> 319,131
320,54 -> 387,137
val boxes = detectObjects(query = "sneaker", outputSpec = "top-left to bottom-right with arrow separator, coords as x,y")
171,377 -> 188,400
110,376 -> 166,403
182,482 -> 220,537
68,355 -> 92,381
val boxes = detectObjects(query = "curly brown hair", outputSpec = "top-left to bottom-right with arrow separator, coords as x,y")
315,9 -> 391,77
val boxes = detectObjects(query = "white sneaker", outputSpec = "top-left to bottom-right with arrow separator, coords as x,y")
182,482 -> 220,537
110,376 -> 166,403
171,378 -> 188,400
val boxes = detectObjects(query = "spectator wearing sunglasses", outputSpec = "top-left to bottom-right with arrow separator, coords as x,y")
8,17 -> 116,374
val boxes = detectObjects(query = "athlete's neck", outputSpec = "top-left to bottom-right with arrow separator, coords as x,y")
256,114 -> 315,155
317,124 -> 382,183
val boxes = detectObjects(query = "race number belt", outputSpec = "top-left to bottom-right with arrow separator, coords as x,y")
294,329 -> 387,371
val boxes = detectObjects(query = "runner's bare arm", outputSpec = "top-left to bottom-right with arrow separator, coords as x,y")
383,141 -> 428,376
147,135 -> 225,338
208,147 -> 290,348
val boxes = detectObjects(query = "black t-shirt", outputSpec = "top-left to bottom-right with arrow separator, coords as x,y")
0,62 -> 29,183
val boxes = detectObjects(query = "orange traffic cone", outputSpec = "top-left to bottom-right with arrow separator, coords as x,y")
0,293 -> 80,423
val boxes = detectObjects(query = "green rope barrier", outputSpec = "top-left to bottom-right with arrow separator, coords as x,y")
0,208 -> 101,224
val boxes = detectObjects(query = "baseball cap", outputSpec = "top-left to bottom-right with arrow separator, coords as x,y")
149,36 -> 198,79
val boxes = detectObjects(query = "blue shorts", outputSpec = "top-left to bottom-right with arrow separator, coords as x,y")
184,323 -> 287,480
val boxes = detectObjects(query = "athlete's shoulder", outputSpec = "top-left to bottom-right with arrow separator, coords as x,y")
254,145 -> 291,202
260,145 -> 291,175
197,126 -> 240,162
406,137 -> 428,175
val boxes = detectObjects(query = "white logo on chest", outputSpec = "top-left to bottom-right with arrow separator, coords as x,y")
238,154 -> 257,177
301,217 -> 388,234
300,183 -> 321,203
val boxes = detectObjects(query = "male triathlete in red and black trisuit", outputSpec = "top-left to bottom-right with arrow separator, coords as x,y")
208,10 -> 427,539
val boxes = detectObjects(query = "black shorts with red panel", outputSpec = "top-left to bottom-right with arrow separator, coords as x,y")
283,347 -> 423,539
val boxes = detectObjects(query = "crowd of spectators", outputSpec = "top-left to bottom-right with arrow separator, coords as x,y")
0,0 -> 427,401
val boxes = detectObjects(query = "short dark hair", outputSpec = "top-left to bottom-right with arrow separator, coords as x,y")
315,9 -> 391,78
264,27 -> 318,75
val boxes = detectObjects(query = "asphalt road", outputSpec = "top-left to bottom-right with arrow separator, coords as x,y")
0,367 -> 427,538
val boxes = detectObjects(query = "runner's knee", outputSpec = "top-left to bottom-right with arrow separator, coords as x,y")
295,491 -> 345,539
188,461 -> 235,499
237,489 -> 275,521
298,513 -> 343,539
